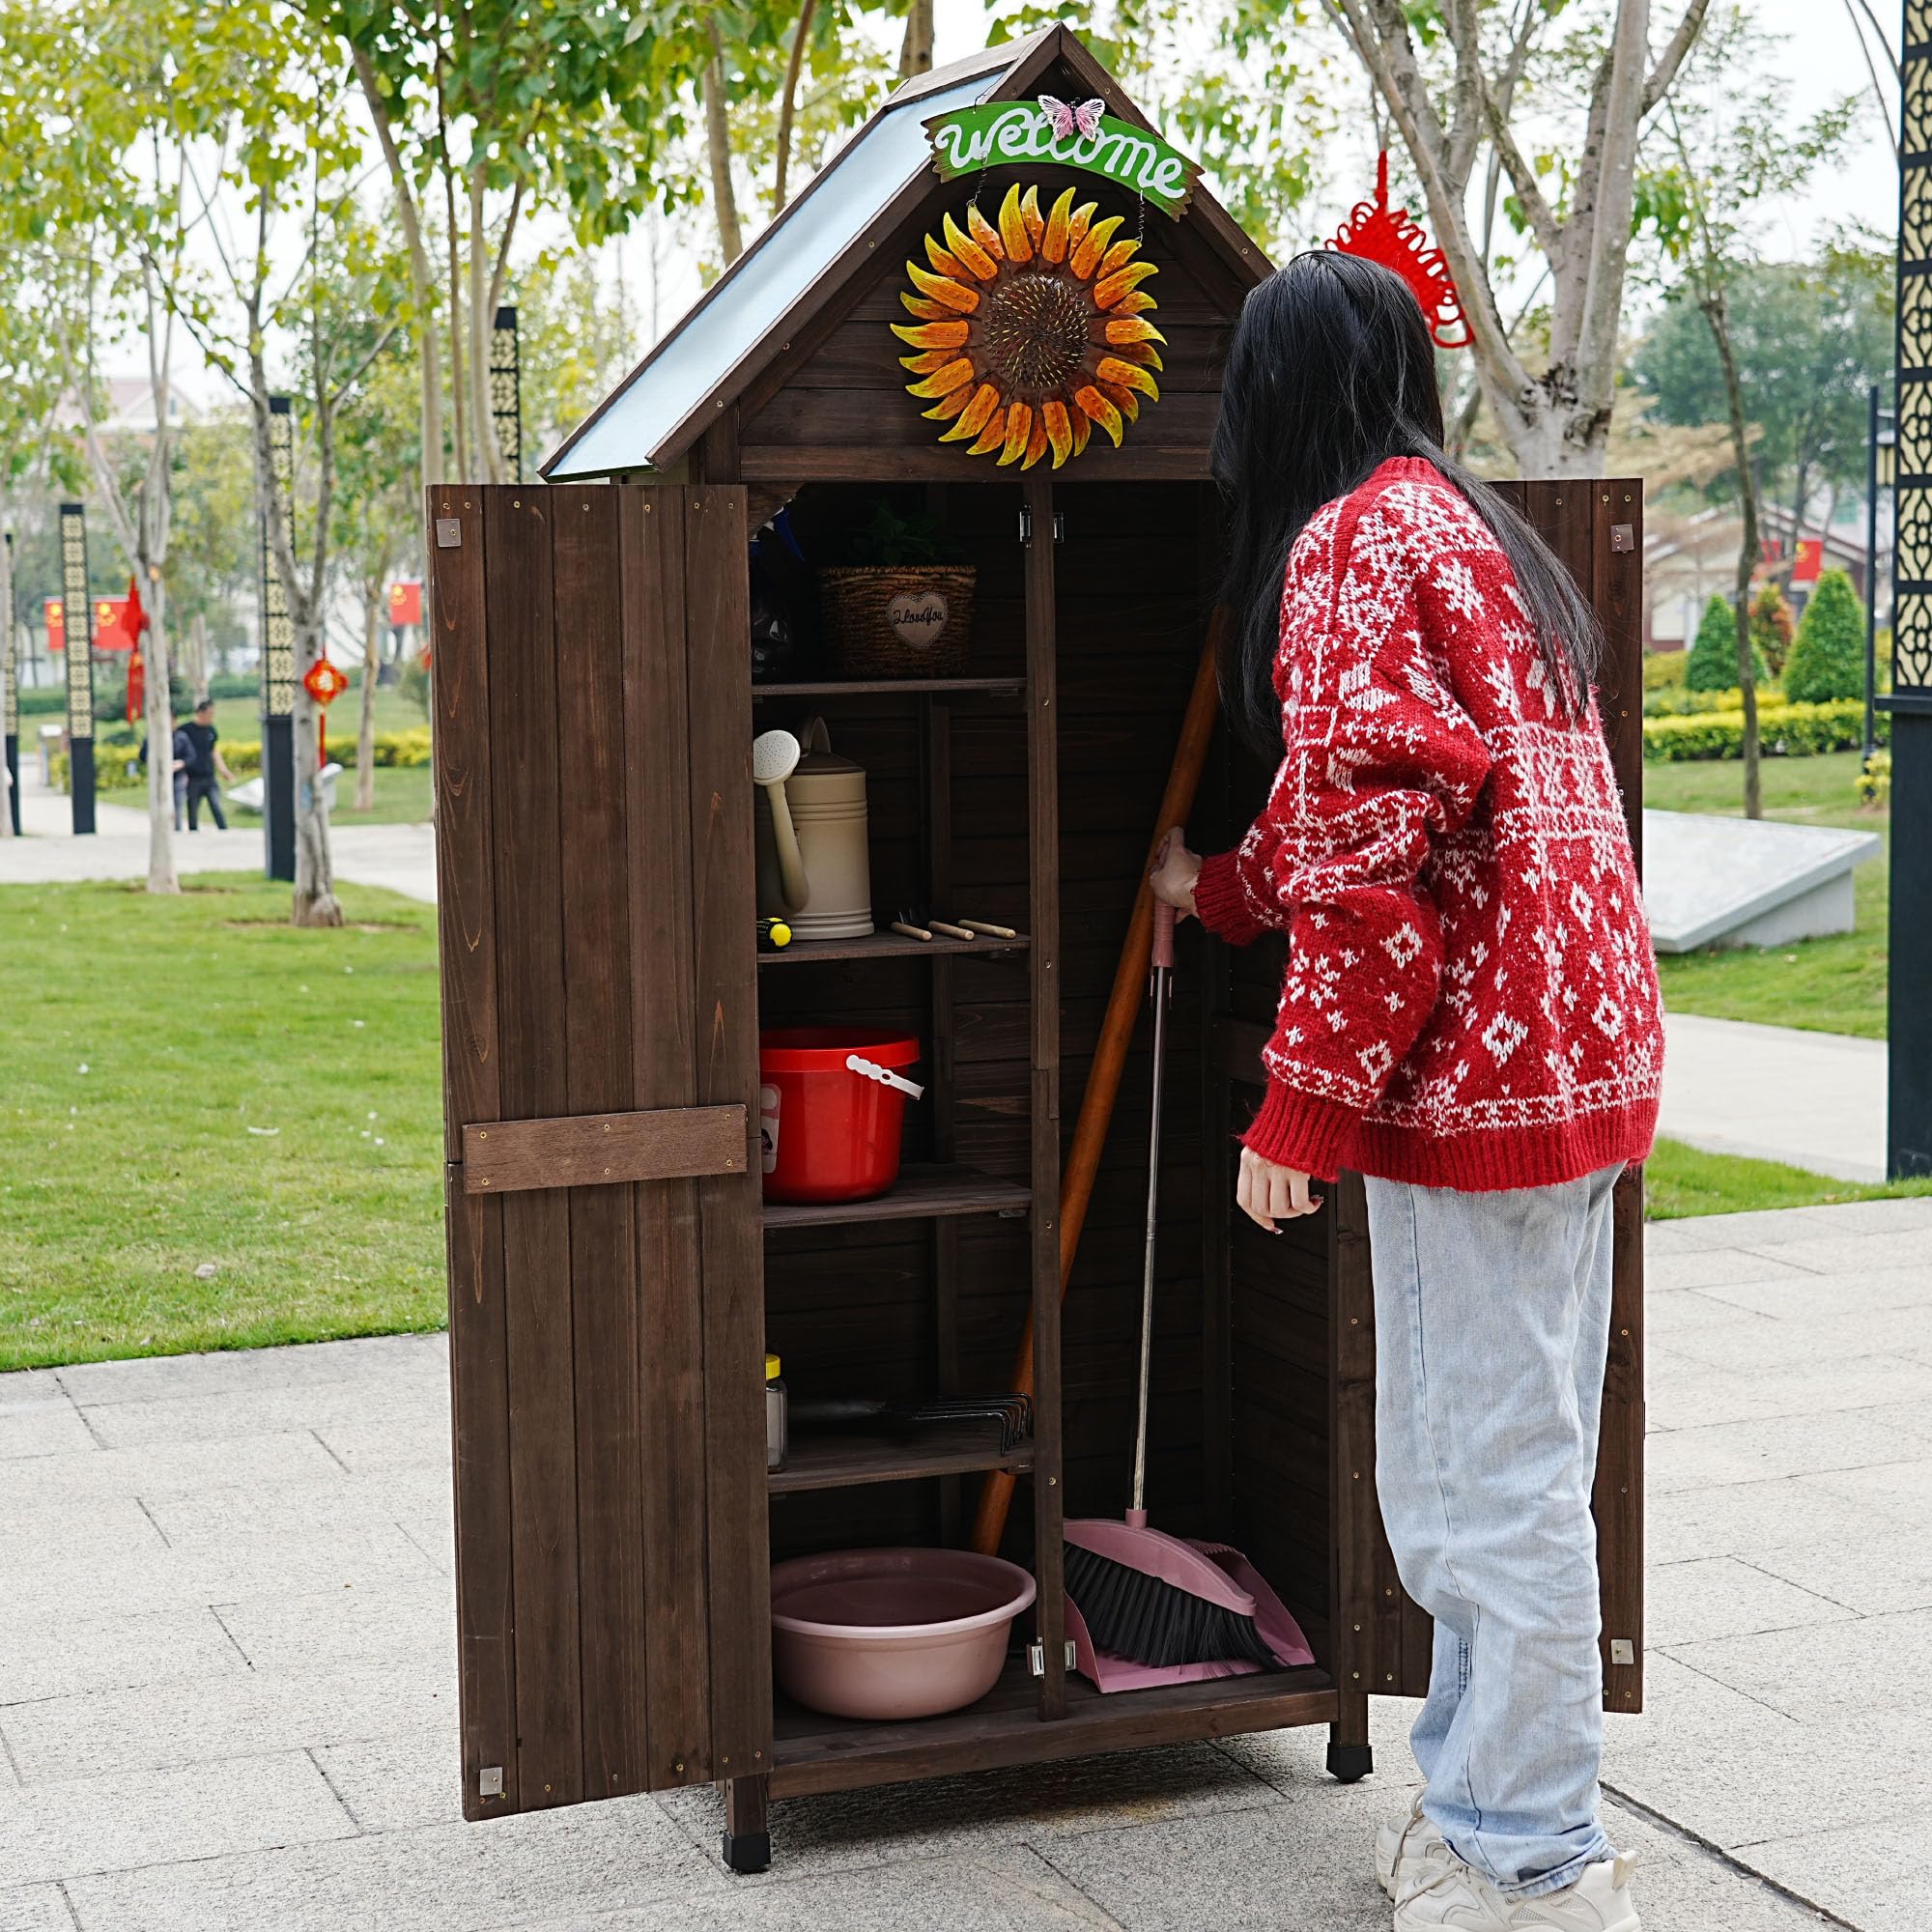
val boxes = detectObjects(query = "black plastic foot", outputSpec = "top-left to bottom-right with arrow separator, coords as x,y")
721,1827 -> 771,1875
1326,1741 -> 1374,1784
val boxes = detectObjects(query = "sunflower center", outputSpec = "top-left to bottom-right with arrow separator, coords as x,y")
980,269 -> 1090,395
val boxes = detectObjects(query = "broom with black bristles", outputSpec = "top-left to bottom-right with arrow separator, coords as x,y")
1063,898 -> 1281,1676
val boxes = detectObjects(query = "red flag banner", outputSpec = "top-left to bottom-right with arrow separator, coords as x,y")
387,580 -> 422,627
45,598 -> 65,652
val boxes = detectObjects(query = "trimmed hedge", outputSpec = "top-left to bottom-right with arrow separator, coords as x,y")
1642,696 -> 1885,762
52,725 -> 432,792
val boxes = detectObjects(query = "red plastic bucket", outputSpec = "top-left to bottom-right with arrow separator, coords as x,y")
758,1028 -> 922,1205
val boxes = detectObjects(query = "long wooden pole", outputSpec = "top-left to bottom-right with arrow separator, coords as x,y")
972,615 -> 1223,1557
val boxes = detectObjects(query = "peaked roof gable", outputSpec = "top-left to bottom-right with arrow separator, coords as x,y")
542,26 -> 1267,481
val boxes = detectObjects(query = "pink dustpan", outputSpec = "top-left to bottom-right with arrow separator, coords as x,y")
1065,1531 -> 1315,1693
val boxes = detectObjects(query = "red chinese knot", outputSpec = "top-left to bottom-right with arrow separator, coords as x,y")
302,659 -> 350,705
1328,153 -> 1470,351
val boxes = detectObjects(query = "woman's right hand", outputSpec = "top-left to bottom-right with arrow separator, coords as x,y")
1149,827 -> 1203,919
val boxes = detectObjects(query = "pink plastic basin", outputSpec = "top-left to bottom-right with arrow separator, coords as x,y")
770,1547 -> 1037,1721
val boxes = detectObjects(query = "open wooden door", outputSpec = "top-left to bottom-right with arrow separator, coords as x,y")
1331,479 -> 1648,1720
430,481 -> 771,1820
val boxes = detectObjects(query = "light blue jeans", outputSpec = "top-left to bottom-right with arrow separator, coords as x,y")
1365,1162 -> 1623,1899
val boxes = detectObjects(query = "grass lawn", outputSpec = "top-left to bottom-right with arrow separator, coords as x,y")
203,672 -> 427,748
1645,750 -> 1888,1038
94,762 -> 434,828
4,882 -> 1923,1371
0,877 -> 444,1372
1644,1136 -> 1931,1218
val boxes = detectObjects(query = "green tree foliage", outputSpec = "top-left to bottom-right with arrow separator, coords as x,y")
1632,252 -> 1892,539
1748,582 -> 1794,680
1785,569 -> 1865,704
1687,593 -> 1745,692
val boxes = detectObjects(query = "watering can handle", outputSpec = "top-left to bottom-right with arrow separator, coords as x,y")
803,716 -> 832,755
846,1054 -> 925,1101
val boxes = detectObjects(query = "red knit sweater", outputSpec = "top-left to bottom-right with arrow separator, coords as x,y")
1195,458 -> 1663,1193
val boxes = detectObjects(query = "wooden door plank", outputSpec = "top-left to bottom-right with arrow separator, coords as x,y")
460,1105 -> 749,1193
621,486 -> 714,1791
428,487 -> 518,1818
553,483 -> 647,1800
1024,472 -> 1066,1721
682,484 -> 773,1781
1593,482 -> 1647,1716
485,487 -> 583,1807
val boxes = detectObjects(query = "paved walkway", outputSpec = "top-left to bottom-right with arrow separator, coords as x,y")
3,1199 -> 1928,1929
0,775 -> 1894,1182
1,772 -> 436,904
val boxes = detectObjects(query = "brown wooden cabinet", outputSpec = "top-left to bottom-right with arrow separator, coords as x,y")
430,24 -> 1646,1872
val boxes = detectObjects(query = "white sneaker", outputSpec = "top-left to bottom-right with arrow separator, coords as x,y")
1376,1792 -> 1448,1899
1394,1852 -> 1639,1930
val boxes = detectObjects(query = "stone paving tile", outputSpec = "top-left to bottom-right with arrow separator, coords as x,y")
77,1376 -> 435,1453
1697,1264 -> 1932,1321
60,1795 -> 723,1932
1745,1532 -> 1932,1617
653,1743 -> 1279,1881
310,1725 -> 465,1834
0,1653 -> 458,1784
0,1751 -> 355,1887
1646,1352 -> 1932,1433
1738,1820 -> 1929,1932
52,1334 -> 441,1410
1645,1408 -> 1932,1495
1644,1288 -> 1779,1339
505,1847 -> 1124,1932
0,1376 -> 93,1461
0,1604 -> 245,1706
1643,1247 -> 1819,1293
1657,1301 -> 1932,1372
1682,1198 -> 1932,1246
1723,1227 -> 1932,1279
0,1886 -> 79,1932
1662,1605 -> 1932,1724
1644,1556 -> 1860,1647
211,1574 -> 454,1676
0,1430 -> 343,1506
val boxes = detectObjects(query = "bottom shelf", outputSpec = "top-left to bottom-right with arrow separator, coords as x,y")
770,1651 -> 1337,1798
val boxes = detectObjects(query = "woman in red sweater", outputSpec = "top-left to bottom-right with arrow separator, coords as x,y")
1152,253 -> 1662,1932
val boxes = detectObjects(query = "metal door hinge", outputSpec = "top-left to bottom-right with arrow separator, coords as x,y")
1609,523 -> 1634,554
1608,1638 -> 1635,1666
478,1765 -> 504,1798
435,518 -> 463,549
1018,506 -> 1065,546
1027,1638 -> 1079,1676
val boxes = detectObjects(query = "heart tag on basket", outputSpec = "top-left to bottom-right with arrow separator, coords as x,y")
888,587 -> 951,648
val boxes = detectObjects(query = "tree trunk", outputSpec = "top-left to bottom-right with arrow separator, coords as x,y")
704,19 -> 744,265
443,161 -> 469,480
1704,288 -> 1762,819
0,526 -> 13,838
356,586 -> 381,813
898,0 -> 933,76
468,168 -> 501,484
141,569 -> 180,893
774,0 -> 818,213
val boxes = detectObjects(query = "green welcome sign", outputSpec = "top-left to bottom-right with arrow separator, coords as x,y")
924,98 -> 1201,218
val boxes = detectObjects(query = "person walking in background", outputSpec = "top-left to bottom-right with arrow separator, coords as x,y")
178,697 -> 234,832
1151,251 -> 1663,1931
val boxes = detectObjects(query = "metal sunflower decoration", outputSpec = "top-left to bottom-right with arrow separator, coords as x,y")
893,184 -> 1162,469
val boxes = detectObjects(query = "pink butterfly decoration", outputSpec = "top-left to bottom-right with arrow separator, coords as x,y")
1038,96 -> 1105,140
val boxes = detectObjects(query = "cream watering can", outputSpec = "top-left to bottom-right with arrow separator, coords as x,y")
752,718 -> 874,941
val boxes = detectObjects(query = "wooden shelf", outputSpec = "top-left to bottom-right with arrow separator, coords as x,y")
762,1163 -> 1030,1231
770,1654 -> 1337,1799
759,930 -> 1029,966
752,675 -> 1024,698
770,1420 -> 1034,1495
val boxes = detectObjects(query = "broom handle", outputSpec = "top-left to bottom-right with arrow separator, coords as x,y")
1131,900 -> 1176,1519
971,615 -> 1224,1557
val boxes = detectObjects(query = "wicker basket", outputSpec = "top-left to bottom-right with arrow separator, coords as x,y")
817,565 -> 977,679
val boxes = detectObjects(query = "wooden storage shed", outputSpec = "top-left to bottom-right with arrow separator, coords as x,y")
429,24 -> 1647,1872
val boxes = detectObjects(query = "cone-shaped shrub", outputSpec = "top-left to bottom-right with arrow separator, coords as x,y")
1785,569 -> 1865,704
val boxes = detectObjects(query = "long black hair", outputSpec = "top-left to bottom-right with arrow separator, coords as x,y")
1209,249 -> 1601,756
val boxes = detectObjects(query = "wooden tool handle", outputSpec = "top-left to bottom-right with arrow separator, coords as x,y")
928,919 -> 975,941
889,921 -> 934,942
971,614 -> 1224,1557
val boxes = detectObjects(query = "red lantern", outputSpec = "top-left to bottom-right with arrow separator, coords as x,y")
1329,153 -> 1470,351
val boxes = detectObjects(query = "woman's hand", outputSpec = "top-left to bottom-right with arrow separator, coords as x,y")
1149,828 -> 1202,919
1236,1147 -> 1322,1232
